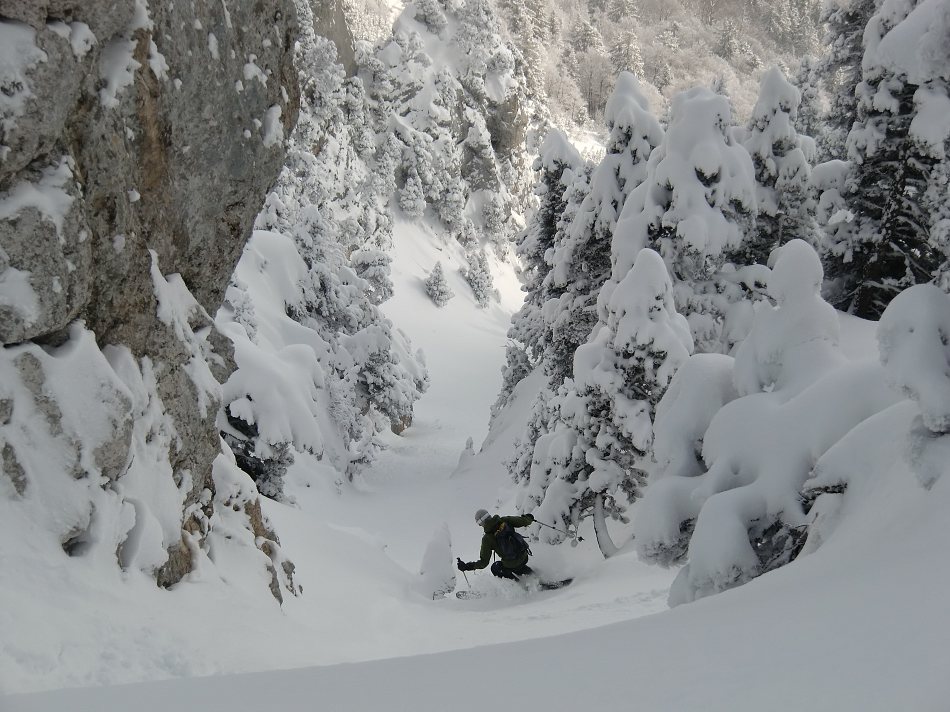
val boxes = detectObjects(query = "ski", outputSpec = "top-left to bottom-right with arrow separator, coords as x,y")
455,578 -> 573,599
455,590 -> 484,599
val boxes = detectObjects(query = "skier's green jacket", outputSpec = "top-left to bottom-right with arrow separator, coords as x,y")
469,514 -> 533,570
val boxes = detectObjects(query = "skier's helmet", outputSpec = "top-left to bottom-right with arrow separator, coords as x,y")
475,508 -> 490,526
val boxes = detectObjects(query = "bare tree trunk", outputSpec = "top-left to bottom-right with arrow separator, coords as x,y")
593,493 -> 620,558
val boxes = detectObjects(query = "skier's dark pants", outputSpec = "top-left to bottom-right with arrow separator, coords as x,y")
491,561 -> 533,579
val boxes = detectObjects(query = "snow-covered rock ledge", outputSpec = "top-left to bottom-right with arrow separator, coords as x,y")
0,0 -> 299,596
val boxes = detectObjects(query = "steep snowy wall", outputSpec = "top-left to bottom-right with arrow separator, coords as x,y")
0,0 -> 299,591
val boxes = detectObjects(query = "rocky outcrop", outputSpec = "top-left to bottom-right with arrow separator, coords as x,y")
312,0 -> 357,75
1,0 -> 299,341
0,0 -> 299,594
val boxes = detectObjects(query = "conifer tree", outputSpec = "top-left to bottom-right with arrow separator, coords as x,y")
528,249 -> 693,556
425,261 -> 455,307
544,73 -> 663,386
608,29 -> 645,77
571,19 -> 606,54
507,129 -> 584,364
925,159 -> 950,292
738,67 -> 816,266
608,0 -> 640,23
506,394 -> 550,488
399,165 -> 427,218
792,55 -> 823,140
825,0 -> 943,318
818,0 -> 879,159
462,245 -> 495,308
615,87 -> 757,353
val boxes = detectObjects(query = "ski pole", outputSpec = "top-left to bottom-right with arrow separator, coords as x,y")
535,520 -> 584,542
461,569 -> 470,588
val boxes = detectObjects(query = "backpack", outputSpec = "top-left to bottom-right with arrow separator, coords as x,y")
494,521 -> 531,562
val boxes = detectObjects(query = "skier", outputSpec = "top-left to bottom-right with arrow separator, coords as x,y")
457,509 -> 535,580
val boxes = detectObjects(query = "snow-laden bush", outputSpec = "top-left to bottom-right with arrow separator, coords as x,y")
877,285 -> 950,488
878,285 -> 950,435
424,262 -> 455,307
635,240 -> 903,604
633,353 -> 738,566
351,249 -> 395,306
731,238 -> 841,396
800,285 -> 950,559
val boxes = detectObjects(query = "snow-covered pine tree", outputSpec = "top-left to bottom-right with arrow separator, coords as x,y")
818,0 -> 879,160
608,27 -> 644,78
570,18 -> 605,54
608,0 -> 640,23
461,242 -> 495,307
792,55 -> 823,139
342,323 -> 429,436
716,19 -> 743,61
494,132 -> 585,438
539,161 -> 593,386
825,0 -> 944,318
492,342 -> 533,419
764,0 -> 823,54
543,73 -> 663,387
506,129 -> 584,366
507,393 -> 550,486
502,0 -> 548,110
613,87 -> 757,354
926,159 -> 950,292
399,164 -> 427,218
425,261 -> 455,307
737,67 -> 816,266
529,248 -> 693,556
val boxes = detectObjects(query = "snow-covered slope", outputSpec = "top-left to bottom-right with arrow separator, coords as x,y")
7,214 -> 949,712
10,444 -> 950,710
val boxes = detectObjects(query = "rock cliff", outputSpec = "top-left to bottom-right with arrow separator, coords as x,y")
0,0 -> 300,596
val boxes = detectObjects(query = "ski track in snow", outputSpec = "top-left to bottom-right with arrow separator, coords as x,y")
268,218 -> 677,648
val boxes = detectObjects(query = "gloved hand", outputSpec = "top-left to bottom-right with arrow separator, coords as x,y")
456,557 -> 469,572
524,512 -> 534,522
